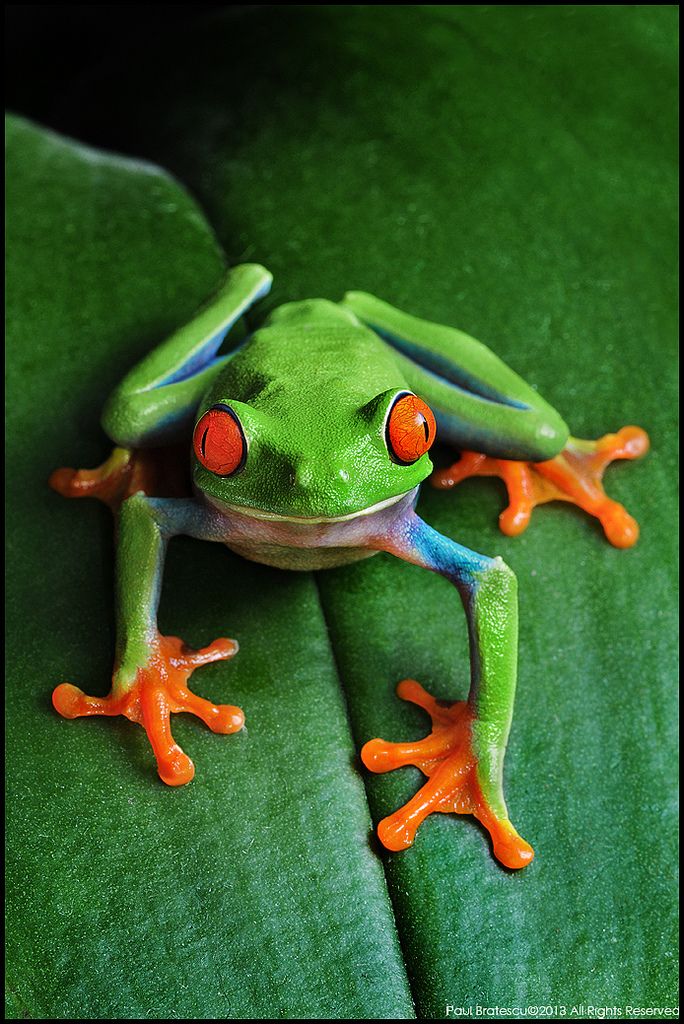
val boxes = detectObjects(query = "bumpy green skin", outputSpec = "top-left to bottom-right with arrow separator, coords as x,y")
102,264 -> 571,830
113,495 -> 207,689
113,495 -> 165,691
468,561 -> 519,816
196,296 -> 428,518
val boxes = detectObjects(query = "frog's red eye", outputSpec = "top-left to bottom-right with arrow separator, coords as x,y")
193,405 -> 246,476
386,392 -> 437,465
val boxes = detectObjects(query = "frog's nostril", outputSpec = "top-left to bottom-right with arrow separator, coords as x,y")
294,464 -> 316,490
293,460 -> 351,491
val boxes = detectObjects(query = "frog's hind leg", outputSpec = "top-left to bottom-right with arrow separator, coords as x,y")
50,264 -> 273,509
432,426 -> 650,548
339,291 -> 649,547
49,444 -> 191,509
101,263 -> 272,449
340,290 -> 570,460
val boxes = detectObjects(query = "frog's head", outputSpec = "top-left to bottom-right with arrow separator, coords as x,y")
190,326 -> 436,522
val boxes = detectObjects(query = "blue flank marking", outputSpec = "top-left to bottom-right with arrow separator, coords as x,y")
157,324 -> 231,387
408,516 -> 493,586
369,326 -> 529,410
155,276 -> 271,388
398,515 -> 492,696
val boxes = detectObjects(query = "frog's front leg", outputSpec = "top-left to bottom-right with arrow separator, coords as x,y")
363,514 -> 533,870
52,496 -> 243,784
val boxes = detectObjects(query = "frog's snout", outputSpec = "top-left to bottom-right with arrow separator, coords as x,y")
284,455 -> 365,520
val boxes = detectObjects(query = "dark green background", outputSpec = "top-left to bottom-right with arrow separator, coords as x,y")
6,6 -> 678,1020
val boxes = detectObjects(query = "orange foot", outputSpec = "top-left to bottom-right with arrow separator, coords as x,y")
431,426 -> 650,548
361,680 -> 534,870
52,635 -> 243,785
49,444 -> 191,510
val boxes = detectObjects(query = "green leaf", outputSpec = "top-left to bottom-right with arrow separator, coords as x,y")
7,5 -> 679,1018
5,115 -> 414,1020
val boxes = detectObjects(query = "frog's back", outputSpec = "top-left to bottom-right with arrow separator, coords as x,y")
224,298 -> 409,412
263,297 -> 359,330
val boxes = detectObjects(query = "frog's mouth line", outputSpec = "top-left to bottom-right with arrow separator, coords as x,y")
206,489 -> 411,525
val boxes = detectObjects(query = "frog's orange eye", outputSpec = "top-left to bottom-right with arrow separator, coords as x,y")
386,392 -> 437,465
193,405 -> 246,476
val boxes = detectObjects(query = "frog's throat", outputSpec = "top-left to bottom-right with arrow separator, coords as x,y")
202,489 -> 411,525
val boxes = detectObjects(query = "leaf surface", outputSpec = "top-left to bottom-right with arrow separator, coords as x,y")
6,5 -> 679,1018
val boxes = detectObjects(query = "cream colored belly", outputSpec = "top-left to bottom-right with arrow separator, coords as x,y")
224,540 -> 380,571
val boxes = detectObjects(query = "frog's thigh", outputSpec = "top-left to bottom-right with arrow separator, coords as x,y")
431,394 -> 568,462
341,290 -> 569,461
103,264 -> 272,448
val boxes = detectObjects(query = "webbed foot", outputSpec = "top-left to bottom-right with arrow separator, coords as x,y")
431,426 -> 649,548
49,444 -> 190,510
52,635 -> 243,785
361,680 -> 533,869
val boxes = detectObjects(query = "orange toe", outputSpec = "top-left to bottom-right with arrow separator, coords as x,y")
52,634 -> 242,784
156,747 -> 196,787
362,681 -> 533,869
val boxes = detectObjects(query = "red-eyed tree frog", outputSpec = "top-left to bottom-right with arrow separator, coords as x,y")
50,264 -> 649,870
